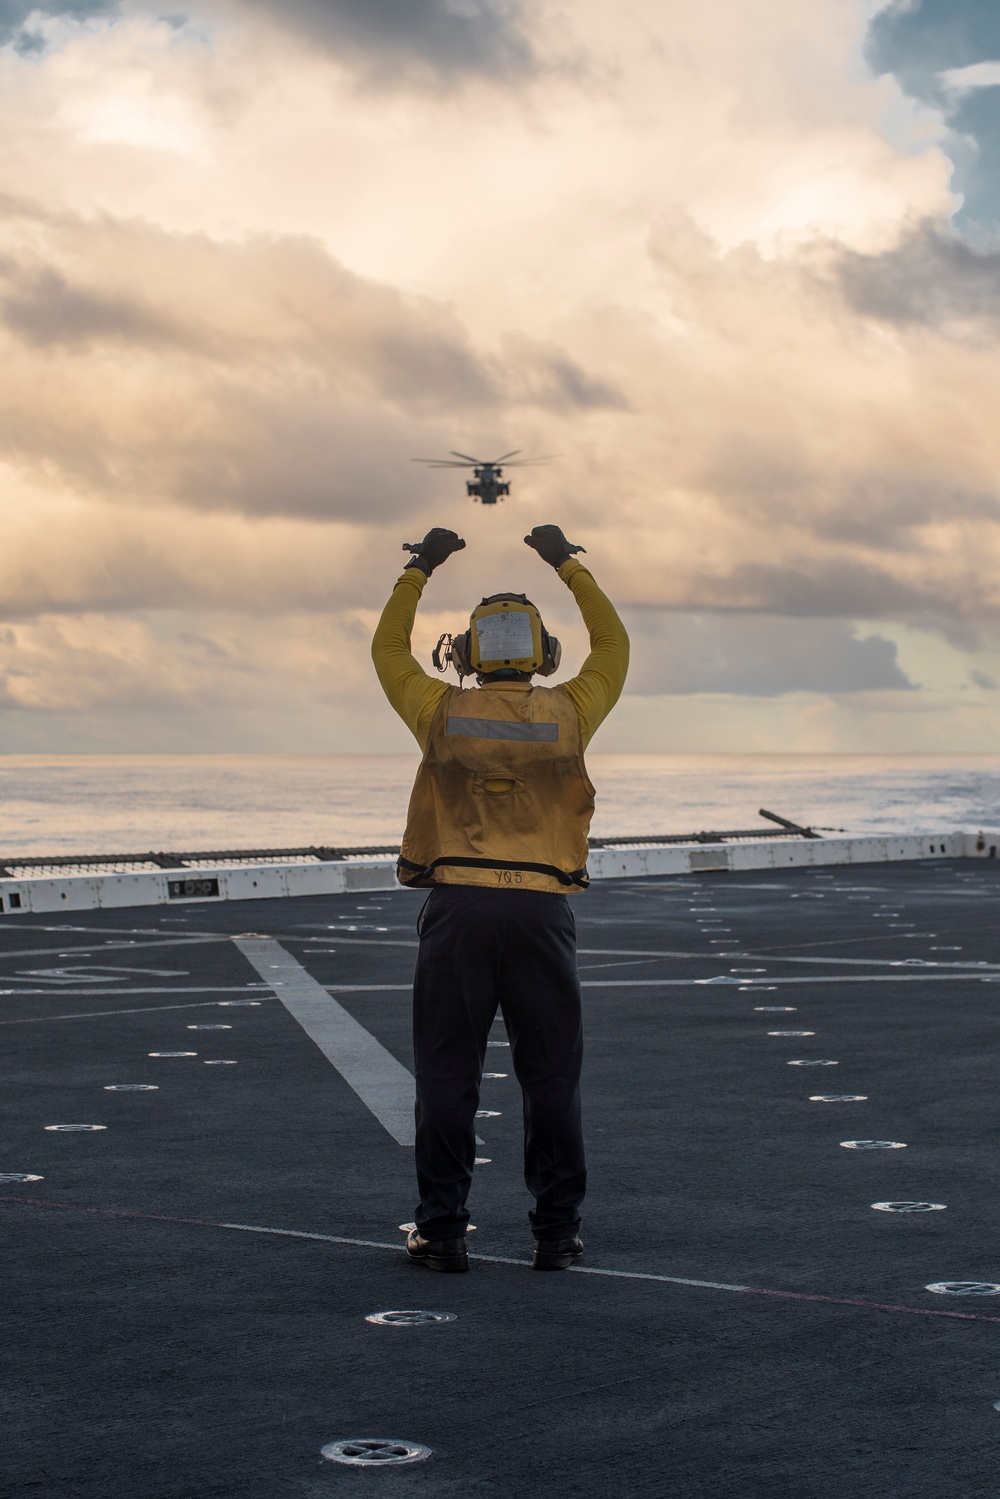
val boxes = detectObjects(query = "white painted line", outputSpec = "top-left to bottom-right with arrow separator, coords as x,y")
0,936 -> 225,961
292,936 -> 418,950
576,947 -> 1000,973
585,973 -> 1000,988
234,938 -> 416,1147
309,984 -> 411,993
577,958 -> 672,972
223,1222 -> 408,1251
223,1224 -> 749,1289
177,1222 -> 1000,1323
9,1197 -> 1000,1327
0,998 -> 275,1026
290,936 -> 1000,975
0,985 -> 269,999
264,972 -> 1000,996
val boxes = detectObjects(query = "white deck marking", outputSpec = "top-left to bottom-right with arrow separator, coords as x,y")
234,938 -> 416,1147
289,935 -> 1000,974
16,965 -> 190,984
0,985 -> 268,1001
0,997 -> 273,1025
309,983 -> 411,992
216,971 -> 1000,996
11,1198 -> 997,1327
292,936 -> 419,951
0,936 -> 223,961
576,947 -> 1000,972
585,973 -> 1000,988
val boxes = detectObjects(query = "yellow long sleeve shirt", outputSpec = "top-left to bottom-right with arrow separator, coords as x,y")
371,557 -> 629,751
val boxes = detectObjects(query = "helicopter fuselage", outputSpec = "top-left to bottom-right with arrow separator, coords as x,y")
466,464 -> 510,505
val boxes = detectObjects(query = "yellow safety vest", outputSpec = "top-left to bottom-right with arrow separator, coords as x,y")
398,683 -> 595,893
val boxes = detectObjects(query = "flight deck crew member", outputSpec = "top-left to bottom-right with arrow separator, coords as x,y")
372,524 -> 629,1272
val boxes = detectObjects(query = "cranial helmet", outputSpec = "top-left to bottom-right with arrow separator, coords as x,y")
433,594 -> 562,680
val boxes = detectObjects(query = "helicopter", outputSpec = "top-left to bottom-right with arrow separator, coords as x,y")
412,450 -> 554,505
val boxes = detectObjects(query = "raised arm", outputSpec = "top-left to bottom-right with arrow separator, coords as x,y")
524,525 -> 629,749
371,528 -> 464,752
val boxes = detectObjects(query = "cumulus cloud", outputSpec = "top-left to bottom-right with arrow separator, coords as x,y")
0,0 -> 997,749
837,220 -> 1000,325
0,607 -> 378,713
0,604 -> 408,753
620,613 -> 916,696
4,187 -> 1000,643
942,62 -> 1000,95
0,0 -> 116,47
1,0 -> 533,77
0,196 -> 623,524
867,0 -> 1000,98
223,0 -> 535,79
867,0 -> 1000,230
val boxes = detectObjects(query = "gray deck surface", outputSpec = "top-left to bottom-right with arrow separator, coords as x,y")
4,859 -> 1000,1496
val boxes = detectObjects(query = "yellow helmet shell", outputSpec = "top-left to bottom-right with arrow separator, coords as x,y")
469,596 -> 545,674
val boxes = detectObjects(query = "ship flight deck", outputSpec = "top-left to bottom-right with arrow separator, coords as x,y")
5,857 -> 1000,1496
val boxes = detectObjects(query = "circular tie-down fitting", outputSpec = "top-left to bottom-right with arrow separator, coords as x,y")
365,1310 -> 458,1326
810,1095 -> 868,1103
872,1201 -> 946,1213
840,1140 -> 907,1150
926,1281 -> 1000,1296
787,1060 -> 838,1067
44,1124 -> 106,1132
767,1030 -> 815,1036
148,1051 -> 196,1058
0,1172 -> 43,1182
754,1006 -> 796,1012
321,1439 -> 432,1467
104,1084 -> 159,1092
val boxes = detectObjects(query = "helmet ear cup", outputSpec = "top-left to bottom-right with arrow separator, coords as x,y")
535,631 -> 561,677
451,630 -> 474,678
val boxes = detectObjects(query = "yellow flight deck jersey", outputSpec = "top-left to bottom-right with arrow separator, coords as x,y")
372,558 -> 629,893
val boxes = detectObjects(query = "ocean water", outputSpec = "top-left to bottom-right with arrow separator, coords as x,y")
1,754 -> 1000,857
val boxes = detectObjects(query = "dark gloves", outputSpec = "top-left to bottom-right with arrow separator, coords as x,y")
523,524 -> 586,568
402,527 -> 466,575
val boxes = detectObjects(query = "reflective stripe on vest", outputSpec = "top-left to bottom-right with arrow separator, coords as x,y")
447,716 -> 559,743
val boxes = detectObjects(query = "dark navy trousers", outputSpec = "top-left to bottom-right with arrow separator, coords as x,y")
412,884 -> 586,1242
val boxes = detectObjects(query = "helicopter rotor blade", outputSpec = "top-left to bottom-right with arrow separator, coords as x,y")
449,451 -> 485,464
499,454 -> 560,466
491,449 -> 523,462
412,458 -> 475,467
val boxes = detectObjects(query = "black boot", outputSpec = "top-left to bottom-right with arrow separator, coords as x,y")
533,1236 -> 583,1271
406,1229 -> 469,1272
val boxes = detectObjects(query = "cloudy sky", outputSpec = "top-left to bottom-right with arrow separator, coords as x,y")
1,0 -> 1000,753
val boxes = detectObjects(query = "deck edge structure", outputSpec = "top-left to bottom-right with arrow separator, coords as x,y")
0,830 -> 997,915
